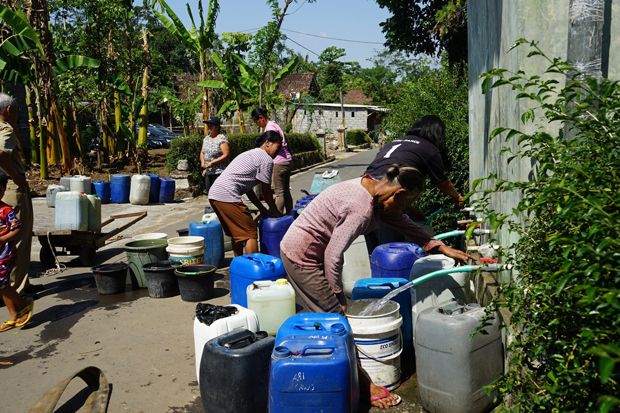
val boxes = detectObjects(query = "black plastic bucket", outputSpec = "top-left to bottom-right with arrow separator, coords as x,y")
177,227 -> 189,237
175,264 -> 217,302
92,263 -> 128,295
143,261 -> 179,298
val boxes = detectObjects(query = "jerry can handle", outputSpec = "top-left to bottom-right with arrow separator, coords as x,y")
301,345 -> 335,356
294,322 -> 325,331
220,329 -> 258,349
368,282 -> 399,290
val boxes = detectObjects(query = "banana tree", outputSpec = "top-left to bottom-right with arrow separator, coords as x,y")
152,0 -> 219,135
0,4 -> 99,177
238,54 -> 299,114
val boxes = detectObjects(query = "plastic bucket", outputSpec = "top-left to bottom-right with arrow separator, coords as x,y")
167,236 -> 205,266
167,236 -> 204,247
347,299 -> 403,390
143,261 -> 179,298
92,263 -> 128,295
166,245 -> 204,266
133,232 -> 168,241
175,264 -> 217,302
125,239 -> 168,289
177,228 -> 189,237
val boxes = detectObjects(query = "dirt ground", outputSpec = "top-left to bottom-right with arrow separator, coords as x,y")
27,149 -> 170,198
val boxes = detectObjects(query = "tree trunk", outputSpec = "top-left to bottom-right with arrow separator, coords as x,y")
238,107 -> 246,133
71,103 -> 83,160
199,55 -> 209,136
24,85 -> 38,164
136,29 -> 150,169
25,0 -> 72,172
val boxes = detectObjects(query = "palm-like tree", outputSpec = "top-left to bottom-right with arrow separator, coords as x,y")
152,0 -> 219,136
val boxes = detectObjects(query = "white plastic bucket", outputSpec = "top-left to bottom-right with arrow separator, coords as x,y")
167,236 -> 204,247
166,244 -> 204,266
347,299 -> 403,390
133,232 -> 168,241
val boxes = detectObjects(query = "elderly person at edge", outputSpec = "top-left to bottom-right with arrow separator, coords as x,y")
0,93 -> 32,294
208,131 -> 282,256
251,108 -> 293,215
280,165 -> 474,409
200,116 -> 230,194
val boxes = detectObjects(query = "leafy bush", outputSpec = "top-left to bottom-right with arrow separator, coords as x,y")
474,40 -> 620,411
383,65 -> 469,232
167,132 -> 323,193
346,129 -> 371,146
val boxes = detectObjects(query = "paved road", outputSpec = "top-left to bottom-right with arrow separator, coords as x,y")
290,148 -> 379,196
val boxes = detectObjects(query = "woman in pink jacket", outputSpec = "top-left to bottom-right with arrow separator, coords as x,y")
280,165 -> 473,409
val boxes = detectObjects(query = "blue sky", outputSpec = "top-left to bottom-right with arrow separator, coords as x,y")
166,0 -> 392,67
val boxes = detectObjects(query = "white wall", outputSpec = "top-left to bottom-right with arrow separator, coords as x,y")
291,105 -> 369,137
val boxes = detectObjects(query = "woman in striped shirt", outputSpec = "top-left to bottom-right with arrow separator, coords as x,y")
208,131 -> 282,256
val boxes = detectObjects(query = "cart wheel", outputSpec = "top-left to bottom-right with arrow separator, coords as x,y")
79,245 -> 97,267
40,244 -> 56,269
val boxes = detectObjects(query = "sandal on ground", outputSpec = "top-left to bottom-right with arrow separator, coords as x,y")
15,300 -> 34,328
0,320 -> 17,333
370,386 -> 402,408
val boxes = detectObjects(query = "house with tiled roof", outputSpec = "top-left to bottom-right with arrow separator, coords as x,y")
277,72 -> 320,100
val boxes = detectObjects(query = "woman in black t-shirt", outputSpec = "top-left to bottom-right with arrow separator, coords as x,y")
364,115 -> 465,252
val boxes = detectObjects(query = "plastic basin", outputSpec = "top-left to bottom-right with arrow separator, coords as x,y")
143,261 -> 179,298
125,239 -> 168,289
91,263 -> 128,295
175,264 -> 217,302
133,232 -> 168,241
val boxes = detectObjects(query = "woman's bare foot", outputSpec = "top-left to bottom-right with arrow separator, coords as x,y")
370,384 -> 401,409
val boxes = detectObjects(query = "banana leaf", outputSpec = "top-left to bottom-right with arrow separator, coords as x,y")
0,5 -> 40,42
197,79 -> 225,89
54,55 -> 100,76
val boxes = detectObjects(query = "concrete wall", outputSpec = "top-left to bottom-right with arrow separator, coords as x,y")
468,0 -> 619,247
291,105 -> 369,137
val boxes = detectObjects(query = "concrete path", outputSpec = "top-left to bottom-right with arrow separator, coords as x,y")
0,148 -> 424,413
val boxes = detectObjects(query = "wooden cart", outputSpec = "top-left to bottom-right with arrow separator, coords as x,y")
34,211 -> 147,268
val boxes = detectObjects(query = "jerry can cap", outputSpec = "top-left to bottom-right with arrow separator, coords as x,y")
275,278 -> 288,285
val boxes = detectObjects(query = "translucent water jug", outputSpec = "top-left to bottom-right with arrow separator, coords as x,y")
342,236 -> 371,297
86,194 -> 102,232
247,279 -> 295,335
410,254 -> 472,343
55,191 -> 88,231
415,302 -> 503,413
130,174 -> 151,205
69,175 -> 91,194
46,184 -> 67,208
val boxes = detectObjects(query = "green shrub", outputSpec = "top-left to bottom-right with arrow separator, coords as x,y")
346,129 -> 371,146
383,65 -> 469,233
166,132 -> 324,193
475,41 -> 619,411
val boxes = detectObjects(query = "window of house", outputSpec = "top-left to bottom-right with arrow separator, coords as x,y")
351,112 -> 355,117
319,110 -> 323,115
335,112 -> 338,117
